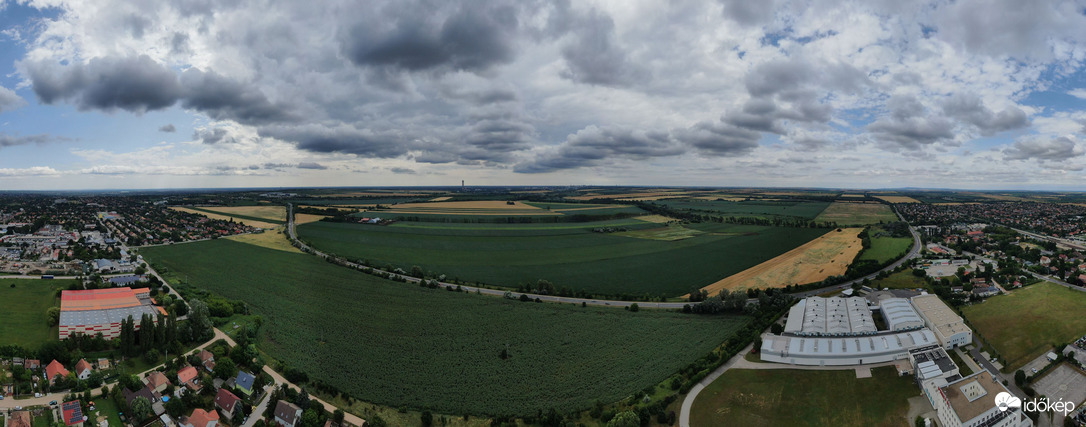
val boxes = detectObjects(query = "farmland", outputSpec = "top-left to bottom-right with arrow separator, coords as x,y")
140,239 -> 749,416
814,202 -> 898,225
296,220 -> 829,296
0,279 -> 73,349
874,195 -> 921,204
693,228 -> 863,294
171,207 -> 282,228
961,282 -> 1086,370
869,270 -> 929,290
858,228 -> 914,263
690,367 -> 918,427
655,199 -> 831,220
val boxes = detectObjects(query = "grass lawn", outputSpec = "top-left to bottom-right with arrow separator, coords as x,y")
691,367 -> 918,427
870,270 -> 929,290
859,234 -> 913,263
0,279 -> 75,349
31,414 -> 51,427
141,239 -> 750,416
88,396 -> 124,427
814,202 -> 898,226
961,282 -> 1086,370
297,220 -> 828,297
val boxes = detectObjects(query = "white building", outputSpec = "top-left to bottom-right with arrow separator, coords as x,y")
880,298 -> 925,331
930,371 -> 1032,427
760,329 -> 938,366
784,296 -> 876,337
911,294 -> 973,349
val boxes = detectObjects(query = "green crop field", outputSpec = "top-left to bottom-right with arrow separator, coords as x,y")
690,367 -> 918,427
140,240 -> 749,416
814,202 -> 898,226
296,220 -> 829,296
870,270 -> 928,290
655,199 -> 831,220
858,235 -> 913,263
961,282 -> 1086,370
0,279 -> 73,349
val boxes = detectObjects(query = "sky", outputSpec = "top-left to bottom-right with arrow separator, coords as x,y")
0,0 -> 1085,190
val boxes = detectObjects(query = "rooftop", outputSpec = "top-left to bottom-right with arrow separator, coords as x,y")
911,294 -> 971,338
941,371 -> 1010,423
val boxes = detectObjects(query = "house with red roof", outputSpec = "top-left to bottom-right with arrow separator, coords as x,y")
214,388 -> 241,418
46,360 -> 69,385
62,400 -> 84,427
181,409 -> 219,427
177,366 -> 201,391
74,359 -> 92,380
273,401 -> 302,427
146,371 -> 171,393
24,359 -> 41,370
197,350 -> 215,372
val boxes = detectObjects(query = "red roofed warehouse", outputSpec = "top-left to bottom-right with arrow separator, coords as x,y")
59,287 -> 160,340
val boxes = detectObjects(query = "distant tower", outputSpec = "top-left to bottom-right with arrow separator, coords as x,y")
462,180 -> 465,191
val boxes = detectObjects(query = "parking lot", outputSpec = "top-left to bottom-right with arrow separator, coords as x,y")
1021,352 -> 1055,376
1033,363 -> 1086,408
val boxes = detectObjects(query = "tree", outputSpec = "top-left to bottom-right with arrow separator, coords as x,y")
165,396 -> 186,418
420,411 -> 433,427
628,303 -> 639,312
131,397 -> 153,421
46,307 -> 61,326
332,410 -> 344,425
607,411 -> 640,427
770,323 -> 784,334
213,358 -> 237,380
232,407 -> 246,426
1015,370 -> 1026,387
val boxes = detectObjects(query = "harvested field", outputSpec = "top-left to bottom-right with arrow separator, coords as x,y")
634,215 -> 676,223
429,196 -> 452,202
317,191 -> 440,197
694,228 -> 863,294
567,191 -> 692,201
225,229 -> 301,253
198,205 -> 287,222
616,225 -> 703,241
170,207 -> 282,228
814,202 -> 898,225
840,194 -> 866,198
294,214 -> 327,224
391,200 -> 543,210
614,195 -> 686,201
875,196 -> 922,204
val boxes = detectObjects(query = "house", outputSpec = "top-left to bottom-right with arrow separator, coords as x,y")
96,358 -> 110,370
180,409 -> 219,427
197,350 -> 215,372
24,359 -> 41,370
214,388 -> 241,418
177,366 -> 200,391
273,401 -> 303,427
972,286 -> 997,297
146,371 -> 171,393
62,401 -> 84,427
74,359 -> 93,380
10,411 -> 32,427
123,385 -> 162,407
234,371 -> 255,396
950,286 -> 964,293
1040,256 -> 1051,265
46,360 -> 69,384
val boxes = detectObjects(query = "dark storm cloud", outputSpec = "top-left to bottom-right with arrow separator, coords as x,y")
296,162 -> 327,170
260,124 -> 413,158
674,120 -> 761,155
389,167 -> 417,174
124,13 -> 151,39
941,93 -> 1028,136
179,69 -> 293,124
25,55 -> 182,113
514,126 -> 683,173
170,32 -> 191,55
718,0 -> 777,26
340,1 -> 519,75
193,128 -> 236,145
0,133 -> 64,148
559,8 -> 646,86
1004,136 -> 1081,161
867,95 -> 955,149
159,124 -> 177,133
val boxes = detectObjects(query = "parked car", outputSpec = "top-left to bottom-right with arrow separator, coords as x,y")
50,400 -> 58,405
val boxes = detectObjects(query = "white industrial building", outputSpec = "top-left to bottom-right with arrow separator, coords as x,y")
930,371 -> 1032,427
911,294 -> 973,349
783,296 -> 876,336
880,298 -> 925,331
760,329 -> 938,366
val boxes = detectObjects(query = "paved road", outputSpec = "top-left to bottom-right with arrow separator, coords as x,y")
262,366 -> 366,427
242,384 -> 274,427
968,335 -> 1027,397
286,204 -> 923,309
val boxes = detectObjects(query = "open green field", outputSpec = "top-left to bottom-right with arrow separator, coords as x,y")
0,279 -> 73,349
690,367 -> 918,427
656,199 -> 831,220
141,240 -> 749,416
870,270 -> 929,290
961,282 -> 1086,370
297,220 -> 830,296
814,202 -> 898,226
859,233 -> 913,263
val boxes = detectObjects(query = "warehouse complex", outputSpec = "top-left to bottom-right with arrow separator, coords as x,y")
58,287 -> 163,340
911,294 -> 973,349
763,294 -> 972,366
